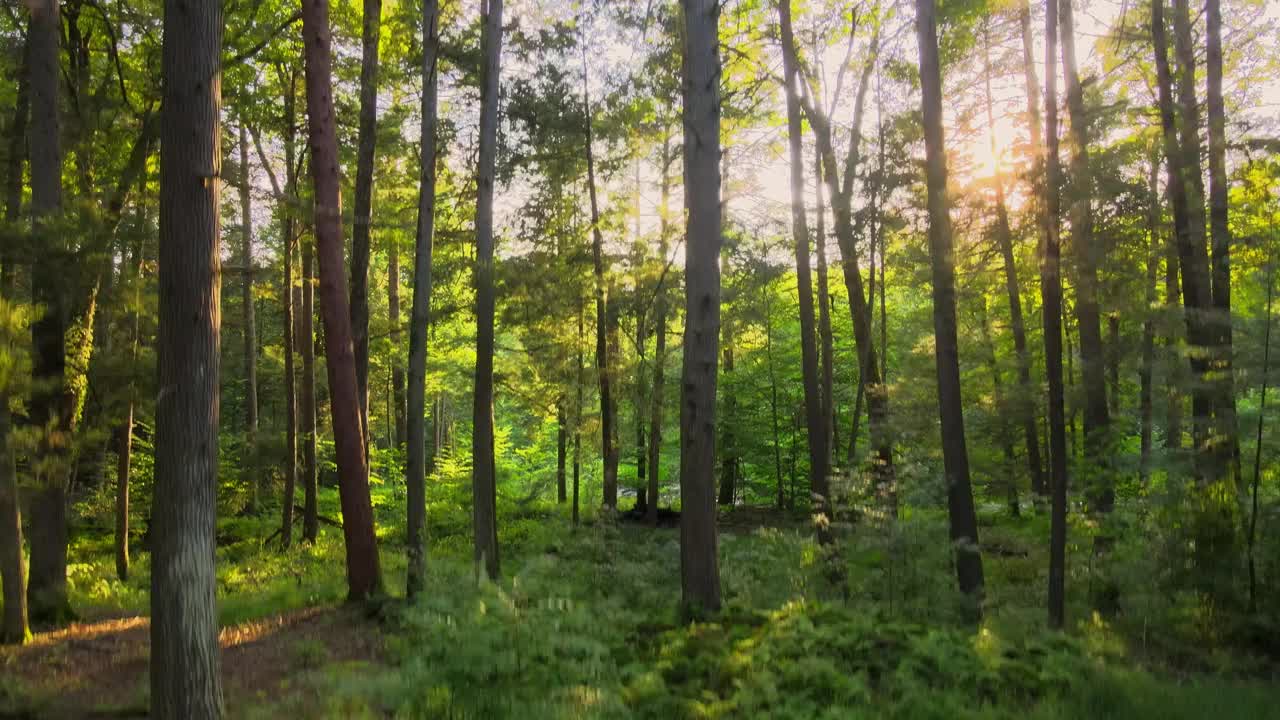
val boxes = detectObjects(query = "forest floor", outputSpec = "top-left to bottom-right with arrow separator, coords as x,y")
3,483 -> 1279,718
0,605 -> 385,718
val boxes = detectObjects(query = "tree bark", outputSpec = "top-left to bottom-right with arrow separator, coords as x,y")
1247,263 -> 1273,611
1,40 -> 30,645
764,290 -> 785,510
1204,0 -> 1238,488
302,236 -> 319,543
915,0 -> 984,605
150,0 -> 225,710
679,0 -> 723,615
778,0 -> 829,527
574,303 -> 584,527
1044,0 -> 1070,629
471,0 -> 503,581
815,145 -> 835,468
27,0 -> 74,625
717,328 -> 736,506
405,0 -> 438,598
238,124 -> 260,512
978,296 -> 1020,517
986,19 -> 1046,498
647,134 -> 672,525
389,245 -> 405,451
1060,0 -> 1112,513
301,0 -> 383,599
582,45 -> 617,510
350,0 -> 383,451
557,399 -> 567,503
1140,155 -> 1160,484
279,75 -> 300,549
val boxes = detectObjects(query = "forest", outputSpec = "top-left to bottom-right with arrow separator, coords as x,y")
0,0 -> 1279,716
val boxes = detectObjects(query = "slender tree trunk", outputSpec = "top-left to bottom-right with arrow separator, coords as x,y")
1,44 -> 29,644
1060,0 -> 1112,513
404,0 -> 438,599
636,306 -> 648,510
557,400 -> 567,503
582,45 -> 616,510
979,296 -> 1020,517
916,0 -> 984,604
679,0 -> 723,615
471,0 -> 503,581
985,20 -> 1045,498
390,244 -> 405,451
1204,0 -> 1238,489
765,291 -> 785,510
279,78 -> 300,548
574,303 -> 584,527
779,0 -> 829,527
647,136 -> 672,525
302,236 -> 319,542
350,0 -> 383,451
717,331 -> 736,506
1044,0 -> 1070,629
1140,156 -> 1160,484
1247,262 -> 1274,611
238,124 -> 260,512
815,148 -> 835,467
1165,231 -> 1184,451
301,0 -> 383,599
27,0 -> 74,625
150,0 -> 225,710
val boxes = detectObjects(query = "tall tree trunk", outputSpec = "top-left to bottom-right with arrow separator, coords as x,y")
27,0 -> 74,625
471,0 -> 503,581
302,234 -> 319,542
151,0 -> 225,710
1140,156 -> 1160,484
116,195 -> 145,578
915,0 -> 984,604
1044,0 -> 1071,629
778,0 -> 829,527
582,44 -> 616,510
1060,0 -> 1112,513
301,0 -> 383,599
350,0 -> 383,451
405,0 -> 438,598
717,329 -> 736,506
1165,217 -> 1184,451
815,147 -> 835,467
765,290 -> 785,510
238,124 -> 260,512
985,20 -> 1045,499
979,296 -> 1020,517
679,0 -> 723,615
390,246 -> 405,451
647,134 -> 672,525
280,75 -> 300,549
1167,0 -> 1217,479
574,302 -> 584,527
1204,0 -> 1238,488
557,399 -> 567,503
1,43 -> 29,644
635,306 -> 648,510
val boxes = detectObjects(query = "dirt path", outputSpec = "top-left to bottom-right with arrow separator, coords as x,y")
0,606 -> 384,718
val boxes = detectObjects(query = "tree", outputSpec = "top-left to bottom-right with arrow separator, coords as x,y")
237,123 -> 260,512
1059,0 -> 1111,512
26,0 -> 74,625
679,0 -> 723,616
0,40 -> 29,644
301,0 -> 383,600
472,0 -> 504,581
582,36 -> 617,511
777,0 -> 829,531
647,132 -> 674,526
150,0 -> 225,712
350,0 -> 383,450
1044,0 -> 1070,629
406,0 -> 439,599
915,0 -> 984,604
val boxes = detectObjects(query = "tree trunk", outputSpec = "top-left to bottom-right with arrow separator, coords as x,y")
647,135 -> 672,525
27,0 -> 74,625
574,303 -> 584,527
582,46 -> 616,511
238,124 -> 260,512
557,400 -> 567,503
1044,0 -> 1070,629
986,20 -> 1046,498
280,75 -> 300,549
150,0 -> 226,710
1165,233 -> 1184,451
302,237 -> 319,542
1060,0 -> 1112,513
717,332 -> 736,507
915,0 -> 984,605
389,248 -> 405,452
815,147 -> 835,468
779,0 -> 829,527
679,0 -> 723,616
765,290 -> 785,510
1247,262 -> 1274,611
471,0 -> 503,581
979,296 -> 1020,517
1139,156 -> 1160,484
1204,0 -> 1238,488
301,0 -> 383,599
635,305 -> 647,510
1,43 -> 29,644
405,0 -> 438,598
350,0 -> 383,451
